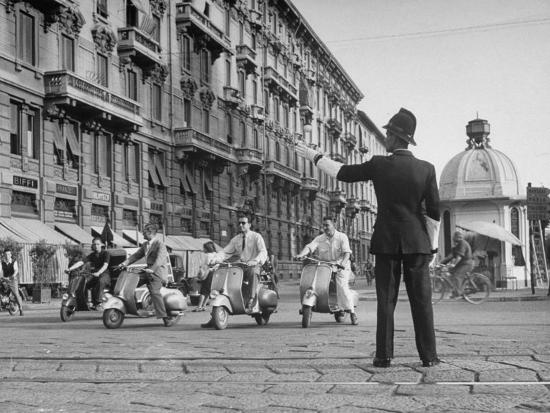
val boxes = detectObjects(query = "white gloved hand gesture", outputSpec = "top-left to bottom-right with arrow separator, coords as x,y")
295,141 -> 320,162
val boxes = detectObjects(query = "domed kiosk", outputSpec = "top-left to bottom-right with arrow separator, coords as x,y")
439,118 -> 529,288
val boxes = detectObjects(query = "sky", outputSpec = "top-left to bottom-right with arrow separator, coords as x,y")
292,0 -> 550,190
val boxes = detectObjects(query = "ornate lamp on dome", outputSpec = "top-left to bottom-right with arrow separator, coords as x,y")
466,118 -> 491,149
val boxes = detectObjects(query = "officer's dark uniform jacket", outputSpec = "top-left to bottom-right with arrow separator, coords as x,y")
336,150 -> 440,254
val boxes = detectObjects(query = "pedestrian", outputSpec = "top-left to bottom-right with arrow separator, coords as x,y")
66,237 -> 110,309
1,249 -> 24,316
294,216 -> 358,325
120,223 -> 180,327
440,231 -> 474,298
296,108 -> 441,367
193,241 -> 217,312
364,258 -> 374,286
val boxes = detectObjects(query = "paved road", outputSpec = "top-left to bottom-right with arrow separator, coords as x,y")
0,280 -> 549,412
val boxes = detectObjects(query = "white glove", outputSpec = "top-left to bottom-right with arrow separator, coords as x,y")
295,142 -> 320,162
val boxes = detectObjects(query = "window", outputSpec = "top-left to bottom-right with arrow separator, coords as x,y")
94,133 -> 111,177
202,109 -> 209,134
126,2 -> 138,26
253,129 -> 259,149
274,97 -> 280,122
239,22 -> 244,44
10,102 -> 20,155
240,120 -> 246,147
152,83 -> 162,121
61,35 -> 74,71
510,207 -> 525,266
183,98 -> 191,127
97,0 -> 108,18
238,71 -> 245,97
263,90 -> 269,114
126,69 -> 137,100
251,33 -> 256,50
181,35 -> 191,72
226,113 -> 233,142
152,15 -> 161,43
225,58 -> 231,86
123,143 -> 139,181
252,77 -> 258,104
97,53 -> 108,87
225,8 -> 230,36
275,142 -> 280,161
200,50 -> 210,83
17,11 -> 35,65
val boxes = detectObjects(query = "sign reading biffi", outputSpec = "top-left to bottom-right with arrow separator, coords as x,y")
527,184 -> 550,221
13,175 -> 38,189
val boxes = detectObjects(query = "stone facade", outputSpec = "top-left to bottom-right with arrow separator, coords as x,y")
0,0 -> 385,265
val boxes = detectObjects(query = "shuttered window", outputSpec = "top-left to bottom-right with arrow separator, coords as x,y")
17,11 -> 35,65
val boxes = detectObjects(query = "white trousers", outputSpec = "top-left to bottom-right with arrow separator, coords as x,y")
335,269 -> 355,312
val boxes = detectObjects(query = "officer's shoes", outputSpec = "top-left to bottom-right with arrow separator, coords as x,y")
350,313 -> 358,325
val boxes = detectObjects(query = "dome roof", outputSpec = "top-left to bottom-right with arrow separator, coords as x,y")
439,147 -> 523,200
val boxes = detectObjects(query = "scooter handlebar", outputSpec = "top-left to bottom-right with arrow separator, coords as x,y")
298,257 -> 344,270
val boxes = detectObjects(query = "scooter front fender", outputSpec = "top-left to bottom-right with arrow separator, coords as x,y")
302,289 -> 317,308
102,296 -> 126,314
210,295 -> 233,314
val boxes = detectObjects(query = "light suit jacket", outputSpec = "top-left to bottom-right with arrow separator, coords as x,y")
125,236 -> 170,281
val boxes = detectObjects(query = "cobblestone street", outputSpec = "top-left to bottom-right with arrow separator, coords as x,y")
0,280 -> 548,412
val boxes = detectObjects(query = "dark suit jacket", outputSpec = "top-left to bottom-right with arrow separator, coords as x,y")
125,236 -> 170,281
337,150 -> 440,255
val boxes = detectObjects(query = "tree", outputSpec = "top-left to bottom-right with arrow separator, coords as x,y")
30,240 -> 57,287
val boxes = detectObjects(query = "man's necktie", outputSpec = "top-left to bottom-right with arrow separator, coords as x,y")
241,233 -> 246,251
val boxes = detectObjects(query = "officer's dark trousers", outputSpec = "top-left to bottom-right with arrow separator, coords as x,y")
375,253 -> 437,362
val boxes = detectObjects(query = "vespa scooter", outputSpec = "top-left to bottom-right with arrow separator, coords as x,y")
60,269 -> 99,321
298,257 -> 358,328
102,266 -> 187,329
209,262 -> 278,330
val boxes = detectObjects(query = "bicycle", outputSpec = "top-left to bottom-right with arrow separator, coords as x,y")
431,264 -> 491,304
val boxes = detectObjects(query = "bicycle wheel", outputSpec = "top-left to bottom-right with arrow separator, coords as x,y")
463,273 -> 490,304
431,276 -> 446,304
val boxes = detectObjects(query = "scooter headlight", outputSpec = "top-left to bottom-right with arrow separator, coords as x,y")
305,289 -> 314,299
62,293 -> 69,300
209,290 -> 219,299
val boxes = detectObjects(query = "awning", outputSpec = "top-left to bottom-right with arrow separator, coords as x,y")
122,229 -> 146,246
65,123 -> 81,156
0,217 -> 73,244
204,180 -> 212,195
196,238 -> 222,252
55,223 -> 91,245
91,226 -> 133,247
148,168 -> 161,186
0,223 -> 26,243
129,0 -> 148,13
47,120 -> 65,151
186,174 -> 196,194
165,235 -> 203,251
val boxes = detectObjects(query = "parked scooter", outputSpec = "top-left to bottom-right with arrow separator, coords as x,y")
60,269 -> 100,321
0,277 -> 20,315
209,262 -> 278,330
297,257 -> 359,328
102,266 -> 187,329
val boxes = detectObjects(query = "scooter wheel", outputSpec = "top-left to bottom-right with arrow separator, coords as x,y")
103,308 -> 124,329
301,305 -> 312,328
254,313 -> 269,326
334,312 -> 346,323
60,305 -> 75,322
212,306 -> 228,330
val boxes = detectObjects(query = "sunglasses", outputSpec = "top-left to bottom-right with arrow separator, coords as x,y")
238,221 -> 248,225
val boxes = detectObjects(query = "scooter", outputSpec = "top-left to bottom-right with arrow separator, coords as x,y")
209,262 -> 278,330
298,257 -> 359,328
102,266 -> 187,329
0,277 -> 21,315
60,269 -> 99,321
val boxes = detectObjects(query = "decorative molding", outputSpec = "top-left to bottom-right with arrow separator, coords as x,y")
143,63 -> 169,83
199,86 -> 216,109
91,23 -> 117,54
150,0 -> 168,17
47,6 -> 85,35
180,77 -> 198,98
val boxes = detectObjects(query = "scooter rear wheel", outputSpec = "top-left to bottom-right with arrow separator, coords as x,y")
60,305 -> 75,322
212,306 -> 228,330
301,305 -> 312,328
7,297 -> 17,316
254,312 -> 271,326
103,308 -> 124,329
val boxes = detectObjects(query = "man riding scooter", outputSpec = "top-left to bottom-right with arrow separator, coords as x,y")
201,212 -> 268,328
295,216 -> 359,325
119,223 -> 180,327
66,237 -> 110,310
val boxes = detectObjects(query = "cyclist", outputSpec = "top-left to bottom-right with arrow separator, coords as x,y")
440,231 -> 474,298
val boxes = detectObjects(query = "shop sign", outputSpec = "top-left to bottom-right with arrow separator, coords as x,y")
124,197 -> 139,207
56,184 -> 77,196
527,185 -> 550,221
13,175 -> 38,189
93,191 -> 111,202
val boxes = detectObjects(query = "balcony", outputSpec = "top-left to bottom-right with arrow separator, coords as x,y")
221,86 -> 243,108
236,44 -> 257,75
327,118 -> 343,138
174,127 -> 234,163
264,160 -> 301,185
44,70 -> 142,130
331,152 -> 345,163
235,147 -> 263,175
329,189 -> 347,214
248,8 -> 263,30
117,26 -> 163,70
263,66 -> 298,104
359,199 -> 371,212
249,104 -> 264,124
342,132 -> 357,149
300,176 -> 318,201
176,1 -> 232,60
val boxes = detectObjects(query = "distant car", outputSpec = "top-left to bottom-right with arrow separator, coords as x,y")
169,252 -> 201,306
